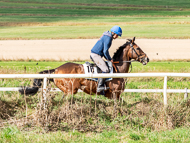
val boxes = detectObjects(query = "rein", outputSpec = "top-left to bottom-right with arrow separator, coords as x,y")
113,60 -> 135,73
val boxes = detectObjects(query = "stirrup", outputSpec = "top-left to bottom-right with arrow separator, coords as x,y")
97,86 -> 110,93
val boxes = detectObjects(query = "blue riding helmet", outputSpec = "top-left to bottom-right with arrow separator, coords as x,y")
110,26 -> 122,37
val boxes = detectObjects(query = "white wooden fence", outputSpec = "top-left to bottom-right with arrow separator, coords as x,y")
0,73 -> 189,105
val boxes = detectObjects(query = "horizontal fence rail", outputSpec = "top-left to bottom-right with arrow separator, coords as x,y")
0,73 -> 190,78
0,88 -> 190,93
0,73 -> 189,105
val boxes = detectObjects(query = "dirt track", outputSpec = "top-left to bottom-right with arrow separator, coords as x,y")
0,39 -> 190,61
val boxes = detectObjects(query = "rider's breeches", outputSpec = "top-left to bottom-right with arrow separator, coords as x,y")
90,53 -> 109,73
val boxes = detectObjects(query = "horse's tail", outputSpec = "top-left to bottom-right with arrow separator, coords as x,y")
19,69 -> 55,95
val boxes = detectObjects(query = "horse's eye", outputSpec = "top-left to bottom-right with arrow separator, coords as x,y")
136,47 -> 140,50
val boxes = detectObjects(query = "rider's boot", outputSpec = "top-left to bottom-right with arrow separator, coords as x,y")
97,78 -> 109,93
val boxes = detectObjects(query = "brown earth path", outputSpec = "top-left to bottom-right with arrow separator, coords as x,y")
0,39 -> 190,61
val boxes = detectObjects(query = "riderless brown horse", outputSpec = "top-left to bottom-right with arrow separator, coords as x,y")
19,37 -> 149,99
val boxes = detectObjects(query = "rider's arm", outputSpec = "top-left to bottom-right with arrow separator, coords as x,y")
103,38 -> 112,61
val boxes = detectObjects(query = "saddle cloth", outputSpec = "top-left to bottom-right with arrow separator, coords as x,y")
83,62 -> 113,82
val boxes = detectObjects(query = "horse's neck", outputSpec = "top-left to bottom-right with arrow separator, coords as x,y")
115,61 -> 130,73
114,49 -> 130,73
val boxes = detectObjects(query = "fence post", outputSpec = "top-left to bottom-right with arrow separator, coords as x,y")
43,77 -> 47,109
184,88 -> 188,100
163,76 -> 167,105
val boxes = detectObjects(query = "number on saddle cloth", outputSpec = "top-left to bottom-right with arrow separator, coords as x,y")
84,62 -> 101,74
83,62 -> 113,82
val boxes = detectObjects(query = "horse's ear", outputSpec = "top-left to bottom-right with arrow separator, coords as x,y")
127,39 -> 132,43
132,37 -> 135,43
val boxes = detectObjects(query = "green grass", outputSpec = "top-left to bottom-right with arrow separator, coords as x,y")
0,23 -> 190,39
0,1 -> 189,17
1,7 -> 189,16
3,0 -> 190,8
1,2 -> 186,11
1,15 -> 190,23
0,0 -> 189,39
1,61 -> 190,72
0,61 -> 80,73
0,127 -> 190,142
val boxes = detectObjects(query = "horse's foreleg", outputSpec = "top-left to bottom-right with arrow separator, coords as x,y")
105,90 -> 122,99
105,78 -> 125,99
54,78 -> 68,93
54,78 -> 81,95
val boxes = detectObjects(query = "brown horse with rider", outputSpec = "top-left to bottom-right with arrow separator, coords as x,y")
19,37 -> 149,99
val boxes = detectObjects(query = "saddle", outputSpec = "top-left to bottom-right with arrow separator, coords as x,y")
83,61 -> 113,82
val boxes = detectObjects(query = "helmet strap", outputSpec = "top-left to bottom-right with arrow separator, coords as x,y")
111,32 -> 115,38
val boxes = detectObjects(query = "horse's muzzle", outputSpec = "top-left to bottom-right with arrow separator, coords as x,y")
141,57 -> 149,65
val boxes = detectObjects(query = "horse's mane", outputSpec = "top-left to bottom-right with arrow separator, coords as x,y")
112,41 -> 130,60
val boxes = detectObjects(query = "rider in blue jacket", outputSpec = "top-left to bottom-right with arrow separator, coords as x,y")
90,26 -> 122,93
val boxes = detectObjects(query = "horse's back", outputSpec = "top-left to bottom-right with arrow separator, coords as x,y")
55,62 -> 84,74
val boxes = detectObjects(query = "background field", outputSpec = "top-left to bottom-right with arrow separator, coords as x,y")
0,0 -> 190,39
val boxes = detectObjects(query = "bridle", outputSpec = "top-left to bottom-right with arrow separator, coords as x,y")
130,43 -> 147,63
130,43 -> 140,61
114,42 -> 147,63
113,42 -> 147,73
